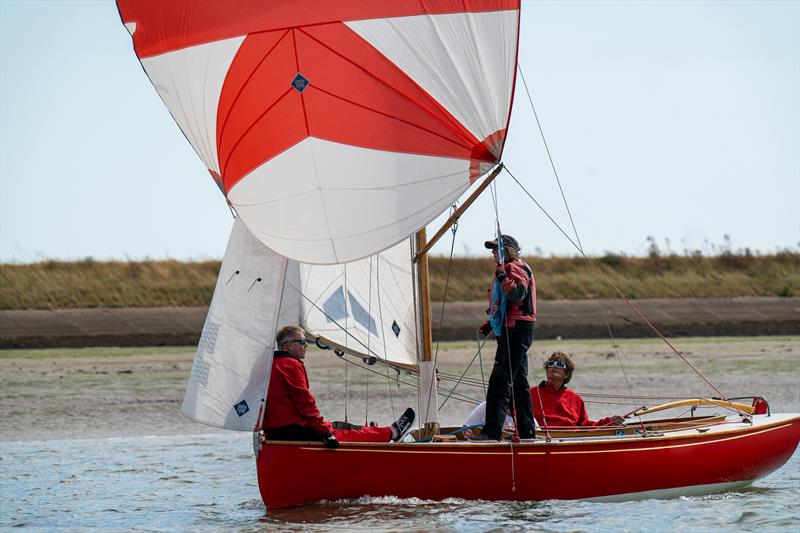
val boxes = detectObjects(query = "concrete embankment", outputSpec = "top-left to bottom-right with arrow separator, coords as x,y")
1,297 -> 797,349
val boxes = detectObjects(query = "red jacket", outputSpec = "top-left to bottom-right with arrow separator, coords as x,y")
487,258 -> 536,326
261,352 -> 332,435
530,382 -> 613,428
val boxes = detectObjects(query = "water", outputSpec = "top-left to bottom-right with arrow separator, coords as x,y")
2,433 -> 798,532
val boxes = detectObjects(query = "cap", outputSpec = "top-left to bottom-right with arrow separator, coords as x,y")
484,234 -> 520,251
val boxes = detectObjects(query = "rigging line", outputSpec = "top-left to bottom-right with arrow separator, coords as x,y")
502,167 -> 741,414
438,334 -> 491,411
580,393 -> 707,400
344,263 -> 349,423
375,259 -> 396,419
287,278 -> 423,386
604,320 -> 647,433
426,203 -> 460,421
517,64 -> 584,253
335,352 -> 482,405
364,256 -> 374,425
477,331 -> 487,397
517,63 -> 641,428
437,371 -> 493,385
289,281 -> 405,365
494,222 -> 519,491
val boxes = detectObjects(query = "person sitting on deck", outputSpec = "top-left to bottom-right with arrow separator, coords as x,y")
261,325 -> 415,448
462,401 -> 524,439
532,352 -> 624,428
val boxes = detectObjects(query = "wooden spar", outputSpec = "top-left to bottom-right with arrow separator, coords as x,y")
413,163 -> 504,263
633,399 -> 755,417
415,228 -> 433,363
415,227 -> 439,437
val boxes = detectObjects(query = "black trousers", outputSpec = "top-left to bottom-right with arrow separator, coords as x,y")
483,321 -> 535,439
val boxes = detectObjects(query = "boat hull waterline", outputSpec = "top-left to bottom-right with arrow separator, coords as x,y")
256,414 -> 800,509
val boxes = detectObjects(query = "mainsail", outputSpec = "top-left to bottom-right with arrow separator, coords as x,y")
117,0 -> 520,264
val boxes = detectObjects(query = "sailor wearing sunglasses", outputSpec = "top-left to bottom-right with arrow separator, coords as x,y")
261,325 -> 415,447
532,352 -> 625,428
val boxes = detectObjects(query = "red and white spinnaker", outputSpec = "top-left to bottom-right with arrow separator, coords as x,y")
117,1 -> 521,264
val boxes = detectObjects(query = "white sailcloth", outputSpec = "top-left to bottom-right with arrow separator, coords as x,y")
181,219 -> 291,431
297,238 -> 418,369
183,219 -> 419,430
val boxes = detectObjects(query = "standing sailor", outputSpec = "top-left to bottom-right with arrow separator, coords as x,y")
474,235 -> 536,441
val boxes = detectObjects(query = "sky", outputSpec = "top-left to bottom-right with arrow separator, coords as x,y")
1,0 -> 798,263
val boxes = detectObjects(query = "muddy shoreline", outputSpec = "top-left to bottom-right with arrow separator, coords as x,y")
1,337 -> 797,443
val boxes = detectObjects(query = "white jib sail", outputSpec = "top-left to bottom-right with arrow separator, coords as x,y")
182,219 -> 293,431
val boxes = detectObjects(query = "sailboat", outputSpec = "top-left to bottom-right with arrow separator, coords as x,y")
117,0 -> 800,509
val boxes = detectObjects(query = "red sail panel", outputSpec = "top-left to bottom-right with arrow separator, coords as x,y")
118,0 -> 520,58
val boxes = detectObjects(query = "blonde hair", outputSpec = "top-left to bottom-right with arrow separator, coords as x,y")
544,351 -> 576,384
276,325 -> 304,347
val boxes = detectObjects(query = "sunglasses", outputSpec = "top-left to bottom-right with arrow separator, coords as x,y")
545,360 -> 568,370
289,338 -> 308,346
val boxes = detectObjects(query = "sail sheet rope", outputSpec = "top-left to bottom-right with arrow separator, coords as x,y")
512,64 -> 744,418
517,64 -> 646,429
423,203 -> 461,429
502,166 -> 744,415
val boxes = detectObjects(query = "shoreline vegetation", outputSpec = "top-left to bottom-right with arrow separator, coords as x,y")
0,251 -> 797,311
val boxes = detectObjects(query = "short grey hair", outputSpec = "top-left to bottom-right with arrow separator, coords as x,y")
276,325 -> 304,347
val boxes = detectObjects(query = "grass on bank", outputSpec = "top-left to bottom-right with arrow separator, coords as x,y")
0,252 -> 797,310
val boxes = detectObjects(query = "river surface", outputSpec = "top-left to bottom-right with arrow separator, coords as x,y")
2,432 -> 798,532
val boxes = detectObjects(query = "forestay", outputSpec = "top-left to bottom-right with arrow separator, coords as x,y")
117,0 -> 521,264
182,220 -> 418,431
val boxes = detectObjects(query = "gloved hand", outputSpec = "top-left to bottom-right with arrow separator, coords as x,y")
478,321 -> 492,337
495,266 -> 507,281
322,433 -> 340,449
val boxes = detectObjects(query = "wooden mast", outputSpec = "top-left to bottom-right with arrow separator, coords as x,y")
413,164 -> 503,438
416,228 -> 433,363
415,227 -> 438,438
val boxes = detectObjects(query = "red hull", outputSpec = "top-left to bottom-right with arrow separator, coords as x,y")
256,414 -> 800,509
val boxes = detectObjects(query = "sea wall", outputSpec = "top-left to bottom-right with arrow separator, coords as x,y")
1,297 -> 797,349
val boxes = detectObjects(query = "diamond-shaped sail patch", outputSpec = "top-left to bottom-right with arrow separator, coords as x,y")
391,320 -> 401,338
291,73 -> 309,93
233,399 -> 250,417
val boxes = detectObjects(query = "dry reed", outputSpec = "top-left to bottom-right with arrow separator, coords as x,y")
1,252 -> 797,310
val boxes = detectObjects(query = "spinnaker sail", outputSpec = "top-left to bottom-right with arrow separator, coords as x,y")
117,0 -> 521,264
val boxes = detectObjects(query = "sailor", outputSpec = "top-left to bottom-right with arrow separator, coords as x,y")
532,352 -> 625,428
472,235 -> 537,441
261,325 -> 415,448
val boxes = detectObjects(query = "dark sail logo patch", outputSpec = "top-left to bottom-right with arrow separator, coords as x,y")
234,400 -> 250,417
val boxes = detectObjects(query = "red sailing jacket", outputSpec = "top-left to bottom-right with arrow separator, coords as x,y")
530,382 -> 613,428
261,351 -> 332,435
487,258 -> 536,327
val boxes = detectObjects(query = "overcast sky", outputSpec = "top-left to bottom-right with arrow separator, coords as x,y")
1,0 -> 798,263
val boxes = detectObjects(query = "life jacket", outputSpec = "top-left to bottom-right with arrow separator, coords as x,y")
489,259 -> 536,326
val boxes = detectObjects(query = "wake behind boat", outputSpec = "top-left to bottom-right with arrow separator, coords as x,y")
116,0 -> 800,510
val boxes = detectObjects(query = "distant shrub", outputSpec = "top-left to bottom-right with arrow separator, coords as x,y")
599,253 -> 624,268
